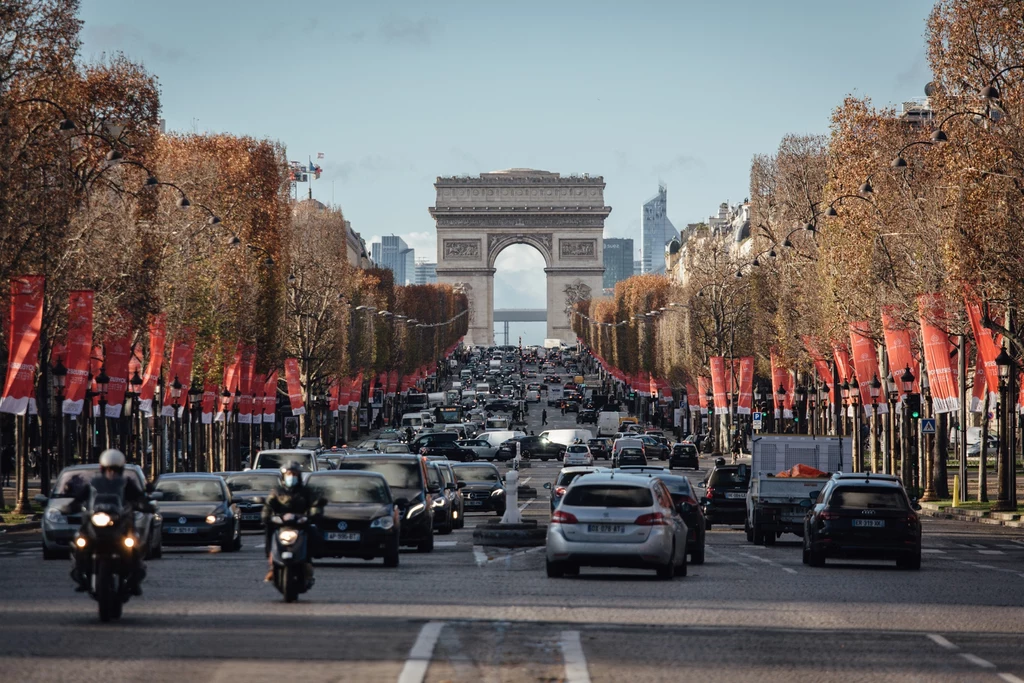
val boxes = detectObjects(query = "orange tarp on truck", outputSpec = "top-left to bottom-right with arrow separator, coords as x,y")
776,464 -> 829,478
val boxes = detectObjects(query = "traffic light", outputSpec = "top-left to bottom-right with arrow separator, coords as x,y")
905,394 -> 921,419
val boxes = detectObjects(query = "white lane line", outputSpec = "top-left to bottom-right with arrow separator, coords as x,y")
560,630 -> 591,683
518,499 -> 534,512
977,549 -> 1005,555
520,477 -> 532,485
434,541 -> 457,547
997,673 -> 1024,683
782,567 -> 797,574
922,549 -> 947,554
959,653 -> 996,669
397,621 -> 445,683
926,634 -> 958,650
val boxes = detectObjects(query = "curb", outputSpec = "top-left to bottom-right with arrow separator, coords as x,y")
472,520 -> 547,548
0,521 -> 40,533
918,507 -> 1024,528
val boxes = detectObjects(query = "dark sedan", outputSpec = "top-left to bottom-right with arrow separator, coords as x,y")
638,435 -> 670,460
420,442 -> 476,462
654,473 -> 707,564
700,464 -> 750,529
223,471 -> 280,529
452,463 -> 505,515
154,474 -> 241,551
586,438 -> 611,460
306,471 -> 400,567
669,443 -> 700,470
613,447 -> 647,467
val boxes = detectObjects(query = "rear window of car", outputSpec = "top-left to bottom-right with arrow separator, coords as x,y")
566,446 -> 588,453
708,468 -> 750,487
673,444 -> 697,454
829,487 -> 908,510
563,485 -> 654,508
620,448 -> 644,457
655,475 -> 694,497
307,475 -> 391,504
336,461 -> 423,490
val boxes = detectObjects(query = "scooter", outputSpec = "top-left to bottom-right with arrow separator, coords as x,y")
268,513 -> 313,602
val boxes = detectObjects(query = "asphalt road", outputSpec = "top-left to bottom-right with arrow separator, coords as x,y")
1,366 -> 1023,682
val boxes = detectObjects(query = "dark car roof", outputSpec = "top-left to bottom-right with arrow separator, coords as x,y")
341,454 -> 421,462
156,473 -> 224,480
307,470 -> 386,480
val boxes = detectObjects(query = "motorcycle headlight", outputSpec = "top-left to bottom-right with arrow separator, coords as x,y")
278,529 -> 299,545
206,514 -> 226,524
406,502 -> 426,519
370,516 -> 395,530
91,512 -> 113,527
44,508 -> 67,525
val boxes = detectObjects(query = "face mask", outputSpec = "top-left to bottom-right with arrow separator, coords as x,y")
284,474 -> 298,488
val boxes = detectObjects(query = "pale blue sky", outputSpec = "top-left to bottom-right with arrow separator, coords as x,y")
79,0 -> 935,343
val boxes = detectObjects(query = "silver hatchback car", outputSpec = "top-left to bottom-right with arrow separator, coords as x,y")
545,472 -> 687,580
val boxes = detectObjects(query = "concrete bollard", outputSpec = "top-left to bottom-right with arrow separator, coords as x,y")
502,468 -> 522,524
953,474 -> 960,508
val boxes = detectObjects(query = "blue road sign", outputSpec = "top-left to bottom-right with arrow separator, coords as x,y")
752,412 -> 763,430
920,418 -> 936,434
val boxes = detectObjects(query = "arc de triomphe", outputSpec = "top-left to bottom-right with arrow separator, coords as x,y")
429,169 -> 611,347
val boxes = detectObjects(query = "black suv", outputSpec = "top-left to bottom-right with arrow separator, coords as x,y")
803,473 -> 922,570
515,435 -> 566,462
451,462 -> 506,515
336,454 -> 435,552
409,430 -> 459,453
700,464 -> 750,529
669,443 -> 700,470
587,438 -> 611,460
577,409 -> 597,425
419,441 -> 476,462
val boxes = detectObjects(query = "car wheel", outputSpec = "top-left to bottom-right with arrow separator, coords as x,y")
232,534 -> 243,552
689,541 -> 704,565
764,531 -> 777,547
546,559 -> 565,578
417,532 -> 434,553
807,540 -> 825,567
656,546 -> 676,580
705,520 -> 712,531
440,512 -> 454,535
802,537 -> 810,565
678,547 -> 688,577
383,539 -> 400,567
897,550 -> 921,570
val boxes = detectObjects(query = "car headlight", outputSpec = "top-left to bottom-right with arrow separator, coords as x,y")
278,529 -> 299,545
406,502 -> 426,519
91,512 -> 113,527
432,497 -> 447,508
491,489 -> 505,497
206,514 -> 226,524
370,516 -> 395,530
44,508 -> 67,525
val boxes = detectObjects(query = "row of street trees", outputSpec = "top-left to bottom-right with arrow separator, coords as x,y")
574,0 -> 1023,509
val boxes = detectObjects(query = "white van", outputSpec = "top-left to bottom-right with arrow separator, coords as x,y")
427,392 -> 446,407
400,412 -> 426,432
525,389 -> 541,403
539,428 -> 594,447
479,429 -> 526,449
597,411 -> 623,438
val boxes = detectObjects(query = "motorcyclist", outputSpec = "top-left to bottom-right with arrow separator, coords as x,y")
261,462 -> 325,583
67,448 -> 152,595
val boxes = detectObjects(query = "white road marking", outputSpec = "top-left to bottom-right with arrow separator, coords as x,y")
782,567 -> 798,574
926,634 -> 958,650
977,549 -> 1005,555
520,477 -> 532,485
397,621 -> 445,683
921,549 -> 947,554
560,630 -> 591,683
997,673 -> 1024,683
997,544 -> 1020,549
434,541 -> 457,547
518,499 -> 533,512
959,653 -> 996,668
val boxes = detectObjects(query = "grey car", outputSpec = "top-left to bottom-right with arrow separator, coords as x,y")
37,464 -> 162,560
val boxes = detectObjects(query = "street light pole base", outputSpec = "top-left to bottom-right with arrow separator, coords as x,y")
990,501 -> 1017,512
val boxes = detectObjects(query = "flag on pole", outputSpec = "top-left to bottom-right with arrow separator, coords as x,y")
317,152 -> 325,159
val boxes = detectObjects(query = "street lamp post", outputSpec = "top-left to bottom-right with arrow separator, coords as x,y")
51,360 -> 67,471
885,373 -> 899,476
993,347 -> 1018,511
188,384 -> 203,472
900,366 -> 915,487
849,376 -> 861,472
869,375 -> 882,473
128,370 -> 143,463
170,376 -> 183,473
776,385 -> 787,434
95,368 -> 110,452
795,385 -> 808,434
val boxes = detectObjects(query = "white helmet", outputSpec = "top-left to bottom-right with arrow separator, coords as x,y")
99,448 -> 126,470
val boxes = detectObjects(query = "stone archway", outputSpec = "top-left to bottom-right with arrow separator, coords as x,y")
430,169 -> 611,346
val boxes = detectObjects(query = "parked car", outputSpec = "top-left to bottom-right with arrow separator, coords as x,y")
587,438 -> 611,461
37,464 -> 162,560
223,470 -> 280,530
305,471 -> 400,567
545,466 -> 610,512
563,444 -> 594,467
545,472 -> 687,580
451,462 -> 506,515
335,455 -> 435,552
669,443 -> 700,470
699,464 -> 751,529
803,472 -> 922,569
154,473 -> 241,552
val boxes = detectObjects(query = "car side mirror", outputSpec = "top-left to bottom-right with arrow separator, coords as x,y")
911,498 -> 922,511
799,499 -> 812,509
697,482 -> 706,488
543,482 -> 552,490
148,491 -> 164,501
810,492 -> 818,501
33,494 -> 48,505
457,481 -> 466,489
445,483 -> 457,491
145,482 -> 155,494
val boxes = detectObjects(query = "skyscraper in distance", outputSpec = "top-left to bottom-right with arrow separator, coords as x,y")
603,238 -> 634,290
641,184 -> 678,274
370,235 -> 415,285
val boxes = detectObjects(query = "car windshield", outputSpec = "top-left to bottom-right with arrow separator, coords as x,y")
453,466 -> 500,483
674,444 -> 697,454
307,476 -> 391,504
427,466 -> 443,488
336,461 -> 423,490
225,474 -> 277,493
708,468 -> 750,487
255,452 -> 312,471
155,479 -> 224,502
830,487 -> 908,510
563,485 -> 653,508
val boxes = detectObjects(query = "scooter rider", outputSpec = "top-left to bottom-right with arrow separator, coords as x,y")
262,462 -> 325,583
67,448 -> 152,595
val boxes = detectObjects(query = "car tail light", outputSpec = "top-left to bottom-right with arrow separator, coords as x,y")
682,495 -> 699,506
906,512 -> 919,524
554,486 -> 566,497
551,510 -> 578,524
634,512 -> 669,526
819,510 -> 838,520
705,487 -> 716,499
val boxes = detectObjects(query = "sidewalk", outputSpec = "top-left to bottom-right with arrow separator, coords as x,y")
919,501 -> 1024,529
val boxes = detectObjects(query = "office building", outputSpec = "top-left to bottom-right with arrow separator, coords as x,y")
370,235 -> 415,285
602,238 -> 634,289
641,184 -> 678,274
414,259 -> 437,285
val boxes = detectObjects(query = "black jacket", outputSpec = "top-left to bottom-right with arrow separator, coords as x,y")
262,483 -> 325,525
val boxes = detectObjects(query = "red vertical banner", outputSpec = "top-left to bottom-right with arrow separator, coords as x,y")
849,321 -> 887,416
201,383 -> 217,425
709,357 -> 728,415
831,343 -> 853,384
918,294 -> 959,414
970,353 -> 987,414
328,379 -> 339,415
349,372 -> 363,408
138,314 -> 166,415
216,344 -> 242,422
284,358 -> 306,415
1,276 -> 44,414
881,309 -> 920,399
237,345 -> 256,424
339,378 -> 352,408
161,331 -> 196,416
103,326 -> 133,418
736,357 -> 754,415
697,376 -> 710,410
252,372 -> 266,425
686,382 -> 700,412
803,336 -> 835,403
263,371 -> 278,422
770,348 -> 793,419
62,290 -> 93,416
965,297 -> 1001,406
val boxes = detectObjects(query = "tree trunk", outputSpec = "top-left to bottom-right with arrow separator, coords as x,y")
978,392 -> 990,502
933,413 -> 950,499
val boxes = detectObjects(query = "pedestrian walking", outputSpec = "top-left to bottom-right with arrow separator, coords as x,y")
560,403 -> 565,416
542,409 -> 548,426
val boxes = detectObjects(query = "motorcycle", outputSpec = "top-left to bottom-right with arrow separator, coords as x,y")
68,492 -> 149,622
268,513 -> 312,602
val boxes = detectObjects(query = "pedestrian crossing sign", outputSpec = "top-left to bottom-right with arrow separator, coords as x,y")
921,418 -> 936,434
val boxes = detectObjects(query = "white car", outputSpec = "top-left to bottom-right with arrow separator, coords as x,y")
457,438 -> 498,461
563,444 -> 594,466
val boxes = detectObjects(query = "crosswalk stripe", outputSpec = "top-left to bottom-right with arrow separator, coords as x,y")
397,621 -> 445,683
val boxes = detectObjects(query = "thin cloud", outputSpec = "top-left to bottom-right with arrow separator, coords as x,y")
653,154 -> 705,175
84,23 -> 185,63
379,16 -> 439,46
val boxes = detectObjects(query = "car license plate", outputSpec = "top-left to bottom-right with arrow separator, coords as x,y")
852,519 -> 885,528
725,492 -> 745,499
588,524 -> 625,533
241,513 -> 261,521
466,500 -> 483,506
166,526 -> 197,534
325,532 -> 360,542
